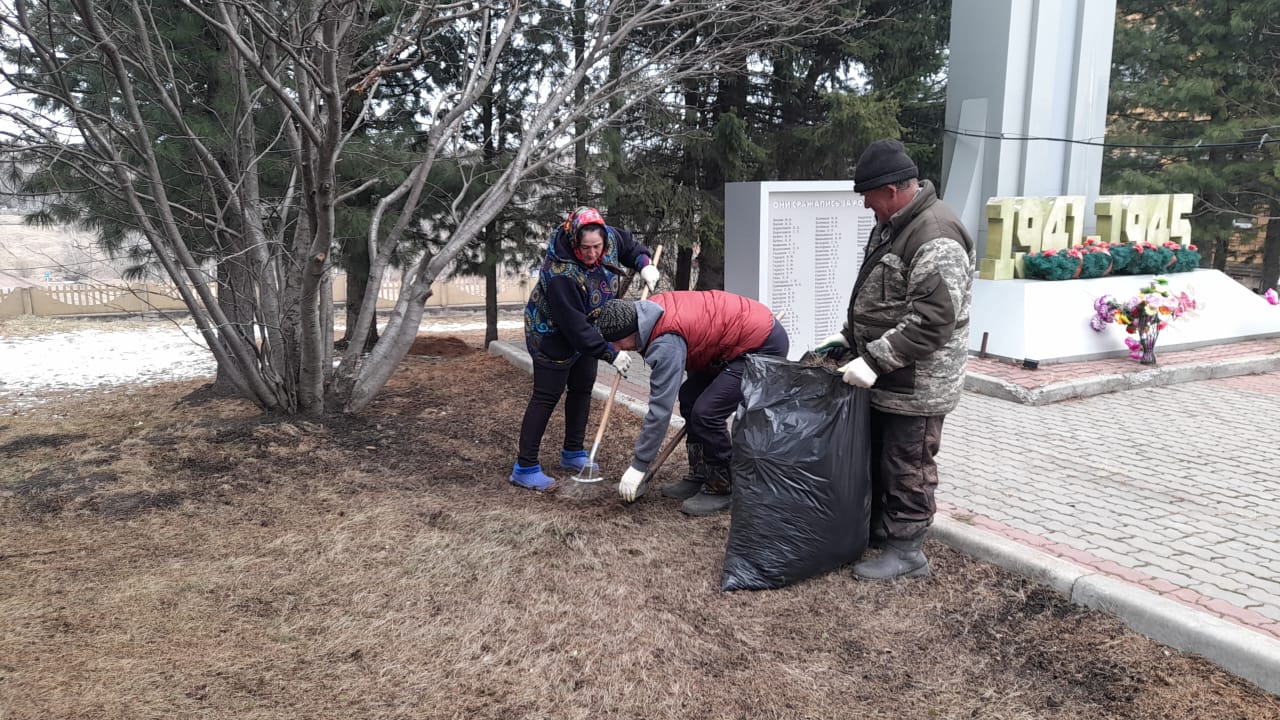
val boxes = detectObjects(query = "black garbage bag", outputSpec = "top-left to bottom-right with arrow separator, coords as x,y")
721,354 -> 871,592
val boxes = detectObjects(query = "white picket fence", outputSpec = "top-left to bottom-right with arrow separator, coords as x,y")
0,273 -> 531,319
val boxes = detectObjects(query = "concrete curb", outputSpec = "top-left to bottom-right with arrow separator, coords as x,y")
490,340 -> 1280,695
930,515 -> 1087,597
965,353 -> 1280,405
932,516 -> 1280,695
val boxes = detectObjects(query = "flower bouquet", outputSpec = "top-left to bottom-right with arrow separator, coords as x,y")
1023,247 -> 1083,280
1090,276 -> 1197,365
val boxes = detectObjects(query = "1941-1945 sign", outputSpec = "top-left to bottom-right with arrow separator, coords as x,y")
979,194 -> 1194,280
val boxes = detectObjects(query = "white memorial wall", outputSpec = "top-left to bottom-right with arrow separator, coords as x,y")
724,181 -> 876,361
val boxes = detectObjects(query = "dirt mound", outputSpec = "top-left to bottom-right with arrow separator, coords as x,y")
408,335 -> 475,357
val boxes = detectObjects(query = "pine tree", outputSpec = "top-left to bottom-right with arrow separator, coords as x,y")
597,0 -> 950,289
1107,1 -> 1280,288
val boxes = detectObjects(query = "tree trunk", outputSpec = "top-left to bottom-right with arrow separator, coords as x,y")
675,245 -> 694,290
342,269 -> 380,351
484,222 -> 500,348
573,0 -> 588,204
319,271 -> 334,380
1261,206 -> 1280,292
1212,237 -> 1229,272
694,242 -> 724,290
481,51 -> 500,349
213,254 -> 258,392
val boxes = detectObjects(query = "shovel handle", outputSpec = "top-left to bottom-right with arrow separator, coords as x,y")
642,424 -> 687,482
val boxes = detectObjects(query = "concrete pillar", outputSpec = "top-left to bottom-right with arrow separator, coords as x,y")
942,0 -> 1116,257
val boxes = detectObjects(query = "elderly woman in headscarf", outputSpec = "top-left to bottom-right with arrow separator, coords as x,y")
509,207 -> 659,491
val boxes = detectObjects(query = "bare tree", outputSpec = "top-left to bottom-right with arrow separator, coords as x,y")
0,0 -> 863,415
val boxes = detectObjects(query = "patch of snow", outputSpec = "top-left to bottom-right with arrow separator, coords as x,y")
1,325 -> 214,408
0,319 -> 521,409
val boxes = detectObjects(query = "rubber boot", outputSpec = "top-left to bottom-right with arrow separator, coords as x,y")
559,449 -> 598,475
680,461 -> 732,516
509,462 -> 556,492
661,442 -> 706,500
852,536 -> 930,580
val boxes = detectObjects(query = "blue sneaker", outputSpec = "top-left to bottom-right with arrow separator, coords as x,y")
509,462 -> 556,491
559,449 -> 599,474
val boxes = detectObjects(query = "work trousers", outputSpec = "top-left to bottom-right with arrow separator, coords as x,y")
517,354 -> 598,466
868,408 -> 946,542
678,319 -> 790,469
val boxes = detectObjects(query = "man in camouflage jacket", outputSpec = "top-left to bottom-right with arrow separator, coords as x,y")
819,138 -> 976,581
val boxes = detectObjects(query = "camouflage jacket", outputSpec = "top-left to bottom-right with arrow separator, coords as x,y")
840,180 -> 975,416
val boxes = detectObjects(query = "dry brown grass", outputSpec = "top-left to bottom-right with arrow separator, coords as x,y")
1,332 -> 1279,719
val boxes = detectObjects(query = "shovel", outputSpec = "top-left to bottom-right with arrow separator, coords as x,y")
629,424 -> 687,501
568,245 -> 663,486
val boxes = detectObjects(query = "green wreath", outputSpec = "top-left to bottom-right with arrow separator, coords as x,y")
1078,250 -> 1113,279
1023,252 -> 1082,281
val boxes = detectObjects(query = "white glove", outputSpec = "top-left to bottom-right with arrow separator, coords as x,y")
839,357 -> 877,388
618,465 -> 646,503
612,351 -> 632,376
816,332 -> 850,353
639,264 -> 660,291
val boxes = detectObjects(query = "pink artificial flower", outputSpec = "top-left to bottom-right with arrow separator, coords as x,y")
1266,288 -> 1279,306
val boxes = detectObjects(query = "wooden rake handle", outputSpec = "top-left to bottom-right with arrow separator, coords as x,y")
586,373 -> 623,462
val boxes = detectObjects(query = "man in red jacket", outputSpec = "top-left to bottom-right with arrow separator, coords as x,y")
595,290 -> 788,515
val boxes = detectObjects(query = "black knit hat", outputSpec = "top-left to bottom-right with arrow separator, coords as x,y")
597,300 -> 639,342
853,139 -> 918,193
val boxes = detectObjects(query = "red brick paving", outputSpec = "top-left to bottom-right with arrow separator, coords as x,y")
969,337 -> 1280,390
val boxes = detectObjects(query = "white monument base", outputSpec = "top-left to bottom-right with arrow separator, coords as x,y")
969,269 -> 1280,364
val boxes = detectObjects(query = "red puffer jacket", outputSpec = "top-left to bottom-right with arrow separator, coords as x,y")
649,290 -> 775,372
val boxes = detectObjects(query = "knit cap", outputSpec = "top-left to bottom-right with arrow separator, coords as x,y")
597,300 -> 639,342
853,139 -> 918,193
